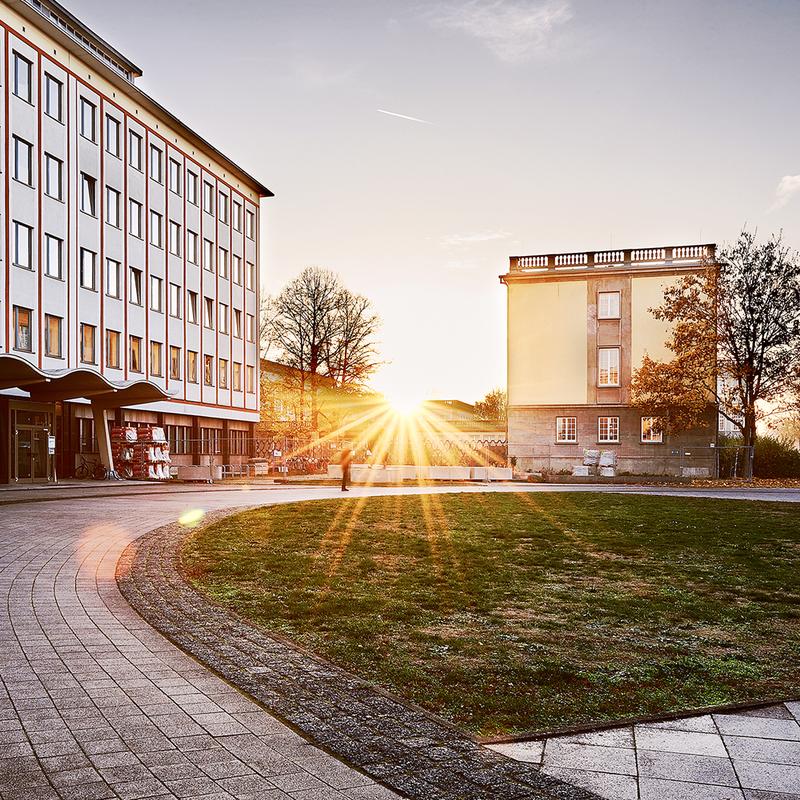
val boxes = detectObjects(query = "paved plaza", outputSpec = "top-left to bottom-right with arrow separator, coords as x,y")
1,484 -> 798,799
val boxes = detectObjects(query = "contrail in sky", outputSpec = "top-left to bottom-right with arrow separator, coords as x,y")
377,109 -> 434,125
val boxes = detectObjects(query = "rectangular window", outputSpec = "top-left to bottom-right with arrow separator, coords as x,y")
187,291 -> 198,324
641,417 -> 664,443
105,115 -> 120,157
233,361 -> 242,391
204,297 -> 214,328
44,73 -> 63,120
80,323 -> 96,364
13,221 -> 33,269
150,275 -> 163,312
598,416 -> 620,443
218,247 -> 228,278
106,330 -> 121,368
168,220 -> 181,256
233,308 -> 242,338
169,346 -> 181,380
105,187 -> 121,227
218,192 -> 228,223
80,172 -> 96,216
130,335 -> 142,372
232,255 -> 242,285
246,209 -> 255,239
247,260 -> 256,289
13,306 -> 33,352
106,259 -> 121,298
45,234 -> 63,278
13,136 -> 33,186
598,291 -> 621,320
203,181 -> 214,213
203,238 -> 214,271
129,199 -> 143,237
204,354 -> 214,386
150,341 -> 163,376
169,158 -> 181,194
80,97 -> 96,141
13,53 -> 32,102
187,231 -> 198,264
219,358 -> 229,389
200,427 -> 221,455
169,283 -> 181,318
219,303 -> 229,334
44,314 -> 62,358
186,172 -> 198,205
130,267 -> 143,305
167,425 -> 192,455
129,130 -> 143,170
556,416 -> 577,443
246,365 -> 255,393
149,144 -> 162,182
246,313 -> 255,342
598,347 -> 620,387
187,350 -> 198,383
150,210 -> 163,247
45,153 -> 63,200
232,201 -> 242,232
80,248 -> 96,289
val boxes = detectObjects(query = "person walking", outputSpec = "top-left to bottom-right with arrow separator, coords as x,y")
340,446 -> 354,492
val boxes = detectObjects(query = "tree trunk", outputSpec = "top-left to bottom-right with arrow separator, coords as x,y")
742,409 -> 757,479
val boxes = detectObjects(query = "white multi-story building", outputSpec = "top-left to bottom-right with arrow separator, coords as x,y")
0,0 -> 272,482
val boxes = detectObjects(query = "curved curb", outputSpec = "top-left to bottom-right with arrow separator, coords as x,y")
115,507 -> 600,800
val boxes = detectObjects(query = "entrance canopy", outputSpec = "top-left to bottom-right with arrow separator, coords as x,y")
0,354 -> 173,409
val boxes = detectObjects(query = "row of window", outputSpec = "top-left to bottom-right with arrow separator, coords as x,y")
12,52 -> 256,235
555,416 -> 664,444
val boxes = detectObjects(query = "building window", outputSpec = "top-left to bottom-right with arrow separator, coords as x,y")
105,115 -> 121,157
150,341 -> 163,376
149,211 -> 163,247
80,172 -> 97,216
246,313 -> 255,342
187,350 -> 198,383
598,291 -> 621,320
246,209 -> 255,239
80,97 -> 96,141
45,153 -> 63,200
246,365 -> 255,393
233,255 -> 242,285
218,192 -> 228,223
230,429 -> 248,455
598,347 -> 620,387
150,275 -> 163,312
166,424 -> 191,455
13,52 -> 32,103
13,222 -> 33,269
219,303 -> 229,334
641,417 -> 664,443
80,323 -> 96,364
44,314 -> 62,358
233,308 -> 242,338
556,416 -> 577,443
169,283 -> 181,317
187,291 -> 198,324
200,427 -> 221,455
13,136 -> 33,186
149,144 -> 162,182
106,187 -> 121,227
204,297 -> 214,328
169,346 -> 181,379
129,130 -> 143,170
233,361 -> 242,391
598,416 -> 620,443
187,231 -> 198,264
219,358 -> 229,389
45,234 -> 63,278
247,260 -> 256,289
218,247 -> 228,278
232,201 -> 242,232
169,158 -> 181,195
106,259 -> 121,298
187,172 -> 198,205
203,181 -> 214,213
130,267 -> 143,305
106,330 -> 121,368
129,199 -> 143,237
13,306 -> 33,352
44,73 -> 63,121
204,355 -> 214,386
203,238 -> 214,271
168,221 -> 181,256
130,335 -> 142,372
80,248 -> 96,290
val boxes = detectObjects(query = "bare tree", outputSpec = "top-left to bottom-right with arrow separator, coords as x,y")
632,229 -> 800,477
474,388 -> 507,423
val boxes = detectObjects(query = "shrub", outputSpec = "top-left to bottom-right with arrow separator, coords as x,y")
754,435 -> 800,478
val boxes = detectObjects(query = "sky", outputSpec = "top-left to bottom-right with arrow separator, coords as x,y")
68,0 -> 800,405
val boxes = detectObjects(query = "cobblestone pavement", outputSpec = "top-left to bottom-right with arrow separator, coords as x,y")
0,485 -> 602,800
489,702 -> 800,800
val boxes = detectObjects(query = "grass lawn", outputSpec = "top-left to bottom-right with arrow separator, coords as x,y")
182,492 -> 800,738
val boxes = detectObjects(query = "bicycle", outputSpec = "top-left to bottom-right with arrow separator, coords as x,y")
74,455 -> 108,480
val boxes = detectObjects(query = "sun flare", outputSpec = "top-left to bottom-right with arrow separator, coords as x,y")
386,394 -> 424,417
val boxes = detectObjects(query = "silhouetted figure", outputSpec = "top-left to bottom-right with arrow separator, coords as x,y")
340,448 -> 354,492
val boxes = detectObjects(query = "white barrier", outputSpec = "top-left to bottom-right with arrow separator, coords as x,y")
327,464 -> 512,483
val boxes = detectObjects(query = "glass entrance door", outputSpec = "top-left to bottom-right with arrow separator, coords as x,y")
14,413 -> 52,483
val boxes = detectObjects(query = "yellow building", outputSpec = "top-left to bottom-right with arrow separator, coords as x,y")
501,245 -> 718,476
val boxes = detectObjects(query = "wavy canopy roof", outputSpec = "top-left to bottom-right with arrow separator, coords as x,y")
0,354 -> 173,408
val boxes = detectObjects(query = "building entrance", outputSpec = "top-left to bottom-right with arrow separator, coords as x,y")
13,409 -> 53,483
